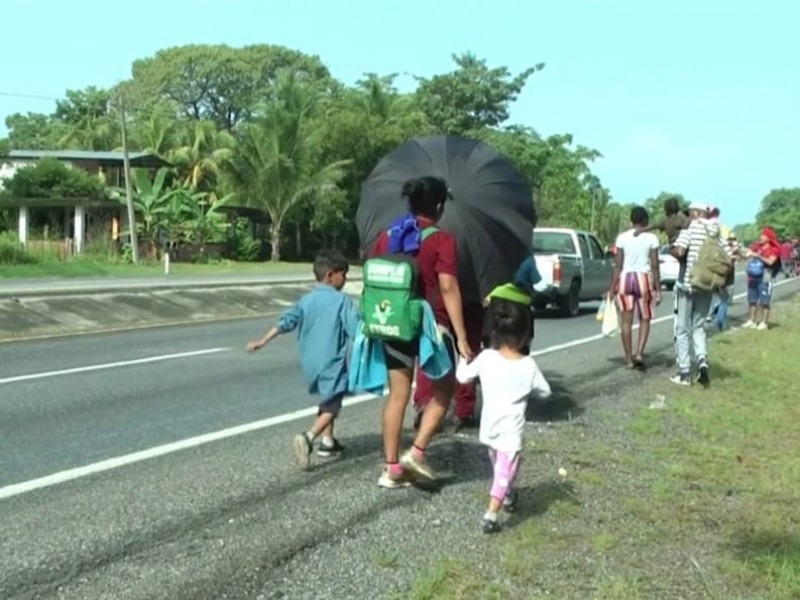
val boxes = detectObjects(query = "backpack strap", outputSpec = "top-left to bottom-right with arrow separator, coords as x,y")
420,226 -> 439,241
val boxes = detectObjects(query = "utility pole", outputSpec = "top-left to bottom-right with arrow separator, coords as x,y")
117,93 -> 139,265
590,188 -> 598,233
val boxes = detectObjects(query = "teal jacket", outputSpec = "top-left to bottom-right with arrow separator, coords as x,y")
348,301 -> 453,395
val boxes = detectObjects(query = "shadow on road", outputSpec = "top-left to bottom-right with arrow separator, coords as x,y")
305,432 -> 384,473
533,306 -> 598,321
505,479 -> 580,530
526,371 -> 584,422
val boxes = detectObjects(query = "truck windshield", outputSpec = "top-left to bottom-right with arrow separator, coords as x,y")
533,232 -> 577,254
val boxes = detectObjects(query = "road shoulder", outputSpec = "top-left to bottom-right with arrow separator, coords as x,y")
1,288 -> 798,600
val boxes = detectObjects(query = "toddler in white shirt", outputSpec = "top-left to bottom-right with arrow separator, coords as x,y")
456,300 -> 552,533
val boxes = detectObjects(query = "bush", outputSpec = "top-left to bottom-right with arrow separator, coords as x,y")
0,232 -> 37,265
232,218 -> 261,262
0,158 -> 106,200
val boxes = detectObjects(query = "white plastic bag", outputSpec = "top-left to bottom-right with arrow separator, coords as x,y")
601,295 -> 619,337
596,299 -> 606,322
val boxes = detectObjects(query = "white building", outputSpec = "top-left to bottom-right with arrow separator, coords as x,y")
0,150 -> 168,254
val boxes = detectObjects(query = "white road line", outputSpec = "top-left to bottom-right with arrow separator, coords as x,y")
0,393 -> 376,500
1,277 -> 797,501
0,348 -> 230,385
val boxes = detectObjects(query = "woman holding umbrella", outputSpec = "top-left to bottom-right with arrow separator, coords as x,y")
368,176 -> 472,488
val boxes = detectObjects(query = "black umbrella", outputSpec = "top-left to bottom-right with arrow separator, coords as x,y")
357,135 -> 536,303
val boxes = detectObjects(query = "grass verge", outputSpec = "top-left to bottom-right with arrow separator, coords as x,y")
398,298 -> 800,600
0,259 -> 314,279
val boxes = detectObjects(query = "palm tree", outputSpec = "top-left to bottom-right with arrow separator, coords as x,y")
168,120 -> 235,193
223,70 -> 351,262
131,104 -> 181,157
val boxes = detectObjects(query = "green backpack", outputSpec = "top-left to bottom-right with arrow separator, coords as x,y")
689,223 -> 733,291
361,226 -> 438,342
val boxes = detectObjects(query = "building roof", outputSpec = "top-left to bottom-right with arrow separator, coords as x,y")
8,149 -> 170,168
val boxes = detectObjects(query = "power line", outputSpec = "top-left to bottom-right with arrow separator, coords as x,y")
0,91 -> 60,102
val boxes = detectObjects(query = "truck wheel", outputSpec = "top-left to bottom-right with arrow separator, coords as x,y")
558,280 -> 581,317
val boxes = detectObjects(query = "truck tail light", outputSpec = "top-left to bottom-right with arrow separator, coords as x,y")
553,261 -> 562,285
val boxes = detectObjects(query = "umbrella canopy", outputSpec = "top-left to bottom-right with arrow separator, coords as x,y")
357,135 -> 536,303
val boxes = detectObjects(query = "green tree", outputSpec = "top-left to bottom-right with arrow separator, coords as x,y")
1,157 -> 105,199
756,188 -> 800,238
313,73 -> 432,252
3,112 -> 65,149
130,102 -> 183,156
642,192 -> 687,221
55,86 -> 119,151
535,134 -> 602,227
125,44 -> 332,130
414,53 -> 544,135
167,120 -> 235,192
223,71 -> 351,261
733,222 -> 760,245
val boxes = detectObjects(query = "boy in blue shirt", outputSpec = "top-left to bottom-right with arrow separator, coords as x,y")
246,249 -> 359,470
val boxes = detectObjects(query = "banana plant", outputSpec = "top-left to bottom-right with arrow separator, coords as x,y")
183,191 -> 234,254
114,167 -> 178,259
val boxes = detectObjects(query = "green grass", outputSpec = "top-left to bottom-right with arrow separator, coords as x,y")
398,298 -> 800,600
0,258 -> 315,279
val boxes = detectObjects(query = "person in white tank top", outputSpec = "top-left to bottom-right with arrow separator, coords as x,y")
609,206 -> 662,370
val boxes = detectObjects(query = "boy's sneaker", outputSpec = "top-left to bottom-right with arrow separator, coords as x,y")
482,518 -> 501,534
293,433 -> 312,470
400,449 -> 436,481
378,467 -> 412,489
502,490 -> 519,513
696,360 -> 710,388
742,320 -> 757,329
757,322 -> 769,331
670,373 -> 691,386
317,438 -> 345,458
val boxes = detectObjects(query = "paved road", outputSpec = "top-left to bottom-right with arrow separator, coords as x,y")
0,270 -> 759,488
1,275 -> 797,599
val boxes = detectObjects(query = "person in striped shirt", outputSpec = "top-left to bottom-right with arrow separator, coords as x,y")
669,201 -> 722,387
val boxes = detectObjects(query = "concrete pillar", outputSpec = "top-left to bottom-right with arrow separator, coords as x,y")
74,204 -> 85,254
18,206 -> 28,245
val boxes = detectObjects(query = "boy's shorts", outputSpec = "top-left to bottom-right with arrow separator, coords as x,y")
747,278 -> 772,308
318,392 -> 345,417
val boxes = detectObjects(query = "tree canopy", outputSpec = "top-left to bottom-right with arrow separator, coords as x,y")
756,188 -> 800,239
3,43 -> 774,259
0,158 -> 105,200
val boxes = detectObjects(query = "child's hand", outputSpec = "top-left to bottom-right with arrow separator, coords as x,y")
246,340 -> 265,353
457,337 -> 474,360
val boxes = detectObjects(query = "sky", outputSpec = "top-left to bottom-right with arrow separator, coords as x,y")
1,0 -> 797,226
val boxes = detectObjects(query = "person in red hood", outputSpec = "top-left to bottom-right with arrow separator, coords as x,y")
744,227 -> 781,330
780,240 -> 794,277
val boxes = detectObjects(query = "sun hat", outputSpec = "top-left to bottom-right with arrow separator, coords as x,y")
688,201 -> 707,212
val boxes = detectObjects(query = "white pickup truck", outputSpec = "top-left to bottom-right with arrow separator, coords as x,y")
531,227 -> 615,317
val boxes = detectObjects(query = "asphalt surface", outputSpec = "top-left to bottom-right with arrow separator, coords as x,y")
1,274 -> 798,599
0,271 -> 762,487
